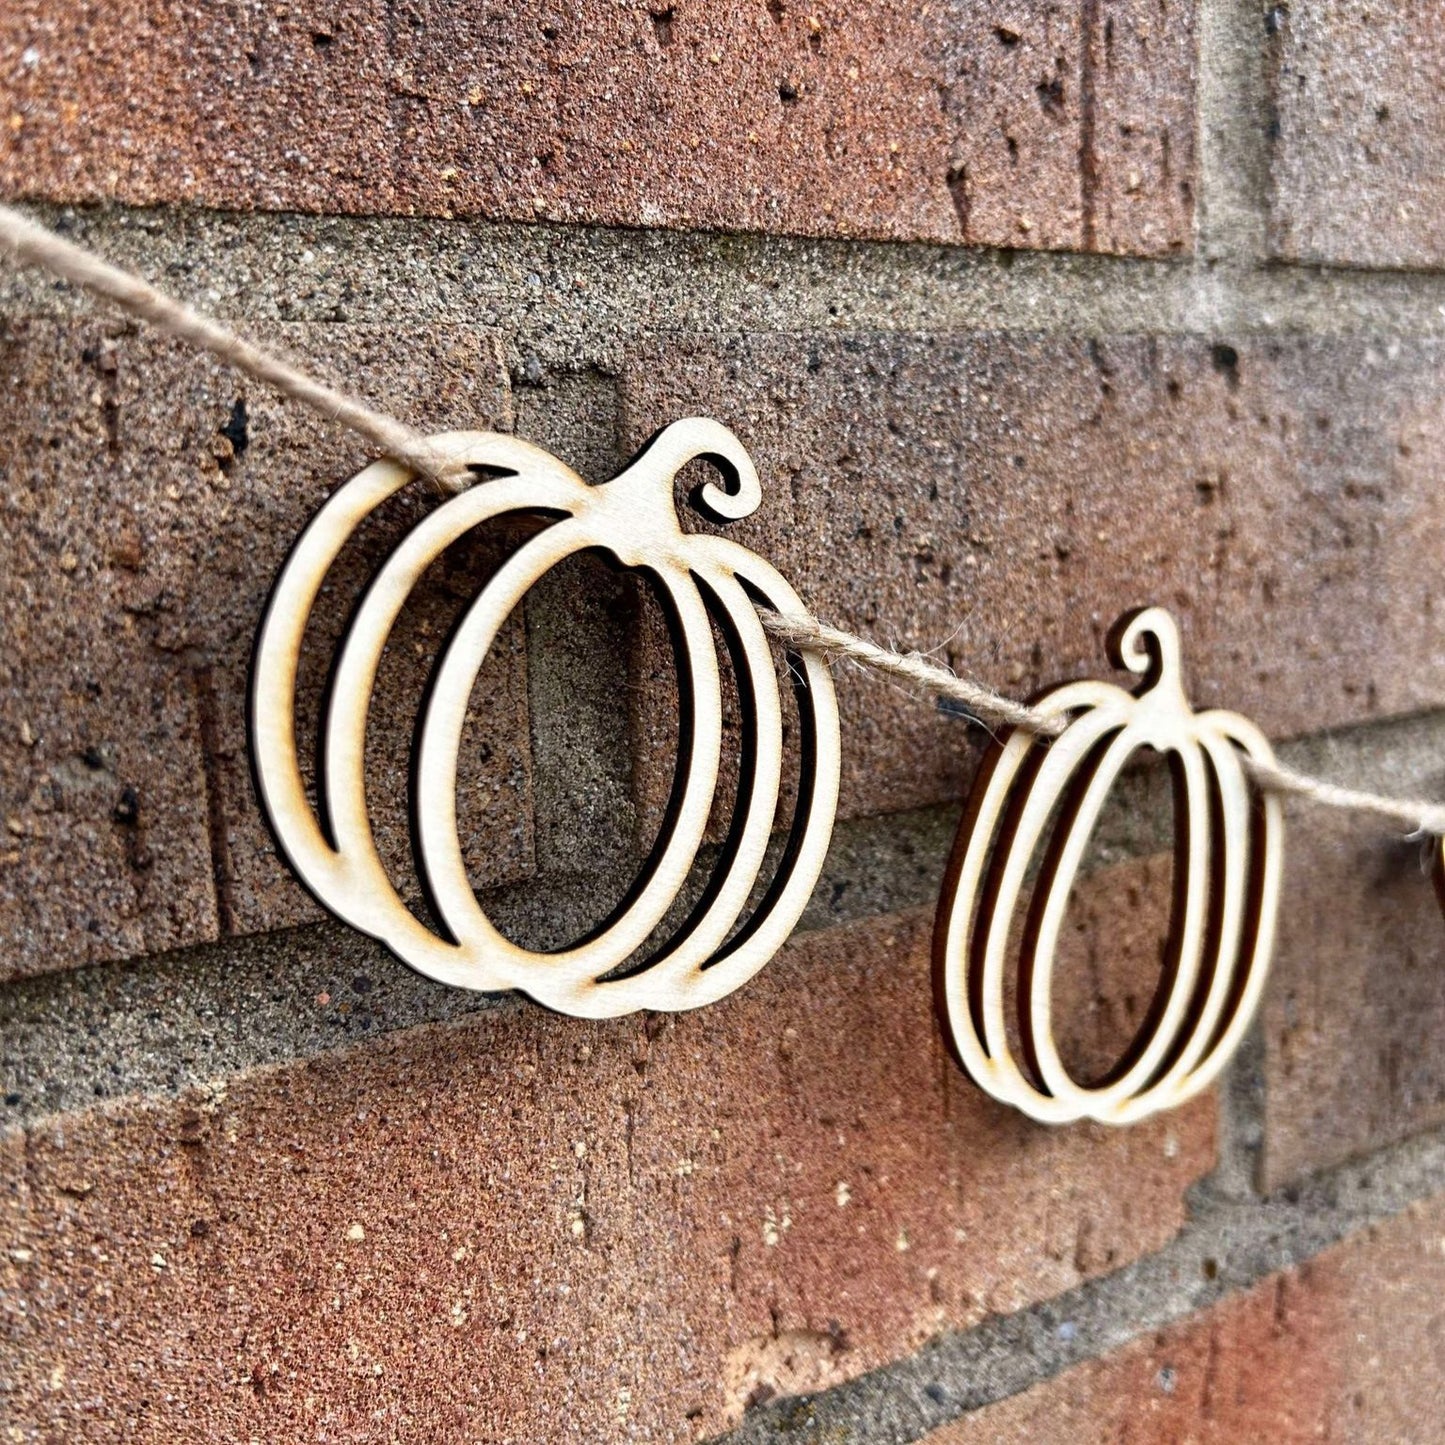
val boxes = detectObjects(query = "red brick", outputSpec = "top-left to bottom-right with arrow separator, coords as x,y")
1047,852 -> 1178,1087
0,2 -> 1197,256
946,4 -> 1087,249
1088,0 -> 1196,254
951,0 -> 1194,252
1269,4 -> 1445,268
621,333 -> 1445,825
924,1191 -> 1445,1444
0,1 -> 395,216
2,908 -> 1214,1441
1262,803 -> 1445,1189
0,319 -> 526,982
0,1128 -> 31,1362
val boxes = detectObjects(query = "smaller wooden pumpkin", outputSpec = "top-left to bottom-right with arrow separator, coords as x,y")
933,608 -> 1283,1125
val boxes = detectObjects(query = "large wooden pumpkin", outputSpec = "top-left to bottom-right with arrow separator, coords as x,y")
934,608 -> 1283,1125
250,418 -> 840,1019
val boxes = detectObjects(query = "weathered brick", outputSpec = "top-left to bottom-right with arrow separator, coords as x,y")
1088,0 -> 1196,254
621,333 -> 1445,825
0,1127 -> 30,1360
946,4 -> 1088,250
950,0 -> 1195,252
1263,785 -> 1445,1190
0,319 -> 526,982
2,908 -> 1214,1441
1269,4 -> 1445,268
924,1190 -> 1445,1444
0,2 -> 1196,256
0,1 -> 395,215
1047,852 -> 1178,1088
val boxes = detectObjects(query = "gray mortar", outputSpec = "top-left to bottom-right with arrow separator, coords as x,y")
5,711 -> 1444,1131
7,206 -> 1445,392
0,800 -> 954,1128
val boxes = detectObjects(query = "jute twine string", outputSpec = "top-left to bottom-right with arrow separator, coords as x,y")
5,201 -> 1444,839
759,613 -> 1445,837
0,204 -> 472,491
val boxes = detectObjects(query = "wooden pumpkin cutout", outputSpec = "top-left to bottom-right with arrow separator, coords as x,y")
933,608 -> 1283,1125
250,418 -> 841,1019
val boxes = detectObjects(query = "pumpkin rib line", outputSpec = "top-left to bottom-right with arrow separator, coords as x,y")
557,561 -> 713,971
592,568 -> 771,984
1137,743 -> 1233,1101
398,510 -> 575,947
701,570 -> 827,971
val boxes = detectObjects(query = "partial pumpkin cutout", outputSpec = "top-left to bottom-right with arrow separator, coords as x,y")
250,418 -> 841,1019
933,608 -> 1284,1125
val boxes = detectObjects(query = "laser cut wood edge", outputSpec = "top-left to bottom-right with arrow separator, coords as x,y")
933,608 -> 1285,1126
250,420 -> 841,1020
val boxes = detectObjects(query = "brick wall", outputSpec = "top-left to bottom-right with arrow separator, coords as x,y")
4,2 -> 1445,1440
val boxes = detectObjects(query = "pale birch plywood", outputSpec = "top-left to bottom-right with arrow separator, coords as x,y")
250,419 -> 841,1019
934,609 -> 1284,1125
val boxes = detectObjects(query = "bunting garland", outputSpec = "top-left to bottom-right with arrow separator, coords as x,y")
3,201 -> 1442,1129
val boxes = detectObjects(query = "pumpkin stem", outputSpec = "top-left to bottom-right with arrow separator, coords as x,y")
623,417 -> 763,524
1110,607 -> 1184,694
